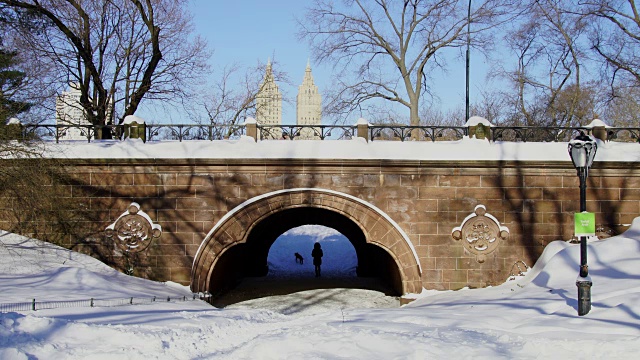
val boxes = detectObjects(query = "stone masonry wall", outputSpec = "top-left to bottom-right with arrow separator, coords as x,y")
7,158 -> 639,291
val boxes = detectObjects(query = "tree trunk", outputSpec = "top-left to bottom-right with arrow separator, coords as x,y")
409,94 -> 420,140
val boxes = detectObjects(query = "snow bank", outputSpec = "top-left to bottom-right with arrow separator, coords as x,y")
1,218 -> 639,358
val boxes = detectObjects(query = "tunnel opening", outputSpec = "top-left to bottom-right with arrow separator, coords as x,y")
208,207 -> 403,307
266,225 -> 358,278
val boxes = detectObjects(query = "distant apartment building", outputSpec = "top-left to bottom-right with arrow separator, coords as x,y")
296,60 -> 322,140
55,83 -> 91,140
56,83 -> 115,140
255,60 -> 283,139
255,60 -> 322,139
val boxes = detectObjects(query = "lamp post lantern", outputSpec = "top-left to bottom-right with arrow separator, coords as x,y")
568,132 -> 597,316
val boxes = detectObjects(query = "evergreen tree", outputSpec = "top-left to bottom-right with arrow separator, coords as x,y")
0,46 -> 30,124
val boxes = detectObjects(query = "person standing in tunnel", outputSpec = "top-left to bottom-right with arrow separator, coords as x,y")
312,242 -> 323,277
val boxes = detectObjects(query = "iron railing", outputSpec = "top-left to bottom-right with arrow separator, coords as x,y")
491,126 -> 588,142
10,123 -> 640,143
369,125 -> 467,141
19,124 -> 123,143
605,127 -> 640,142
146,124 -> 245,141
258,124 -> 356,140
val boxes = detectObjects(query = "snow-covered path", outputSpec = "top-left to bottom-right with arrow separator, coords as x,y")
2,220 -> 640,359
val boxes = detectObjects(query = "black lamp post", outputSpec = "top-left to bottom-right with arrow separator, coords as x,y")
568,132 -> 597,316
465,0 -> 471,122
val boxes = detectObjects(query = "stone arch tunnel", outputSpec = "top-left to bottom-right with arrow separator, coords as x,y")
190,188 -> 423,298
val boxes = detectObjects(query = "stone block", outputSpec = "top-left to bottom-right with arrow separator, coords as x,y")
419,234 -> 451,246
91,173 -> 134,186
458,186 -> 506,200
421,267 -> 444,282
159,183 -> 195,198
481,175 -> 524,188
419,188 -> 457,200
170,267 -> 192,285
400,174 -> 438,187
524,175 -> 563,188
422,282 -> 448,291
377,186 -> 418,199
601,200 -> 639,214
177,197 -> 229,211
439,175 -> 480,188
331,174 -> 364,187
177,174 -> 210,186
428,245 -> 454,258
435,257 -> 457,270
410,222 -> 439,236
442,269 -> 468,284
157,254 -> 192,268
600,176 -> 637,189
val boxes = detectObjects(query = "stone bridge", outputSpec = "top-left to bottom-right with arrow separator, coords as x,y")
3,128 -> 640,300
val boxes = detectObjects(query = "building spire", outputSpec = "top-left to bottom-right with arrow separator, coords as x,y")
264,58 -> 274,82
302,59 -> 315,86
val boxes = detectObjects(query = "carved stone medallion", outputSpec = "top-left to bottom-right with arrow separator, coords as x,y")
452,205 -> 509,263
105,202 -> 162,253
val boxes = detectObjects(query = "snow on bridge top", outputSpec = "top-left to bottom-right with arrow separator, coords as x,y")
34,135 -> 640,163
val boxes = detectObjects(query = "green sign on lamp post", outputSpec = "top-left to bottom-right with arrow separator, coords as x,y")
575,212 -> 596,237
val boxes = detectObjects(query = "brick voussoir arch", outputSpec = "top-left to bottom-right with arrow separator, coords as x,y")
191,188 -> 422,295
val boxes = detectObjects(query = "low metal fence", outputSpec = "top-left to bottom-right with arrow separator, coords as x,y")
0,293 -> 211,313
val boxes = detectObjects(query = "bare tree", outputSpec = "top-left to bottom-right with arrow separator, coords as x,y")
494,0 -> 596,127
603,86 -> 640,128
1,0 -> 209,135
203,60 -> 290,130
580,0 -> 640,90
299,0 -> 518,126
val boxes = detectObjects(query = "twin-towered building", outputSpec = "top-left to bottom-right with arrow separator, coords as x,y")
56,60 -> 322,140
256,59 -> 322,139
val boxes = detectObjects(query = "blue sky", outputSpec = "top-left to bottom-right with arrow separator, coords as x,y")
184,0 -> 490,124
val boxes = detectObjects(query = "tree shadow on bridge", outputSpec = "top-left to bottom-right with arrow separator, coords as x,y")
492,157 -> 636,271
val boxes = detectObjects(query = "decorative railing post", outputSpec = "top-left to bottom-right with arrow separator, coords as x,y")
587,119 -> 609,142
465,116 -> 493,141
123,115 -> 147,142
3,118 -> 23,140
245,117 -> 258,142
356,118 -> 369,142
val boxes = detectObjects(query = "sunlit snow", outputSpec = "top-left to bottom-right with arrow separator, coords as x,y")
2,217 -> 640,359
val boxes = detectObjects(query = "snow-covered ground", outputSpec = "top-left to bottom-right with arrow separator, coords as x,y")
1,217 -> 640,359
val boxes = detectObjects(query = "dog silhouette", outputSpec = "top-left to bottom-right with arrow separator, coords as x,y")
295,252 -> 304,264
